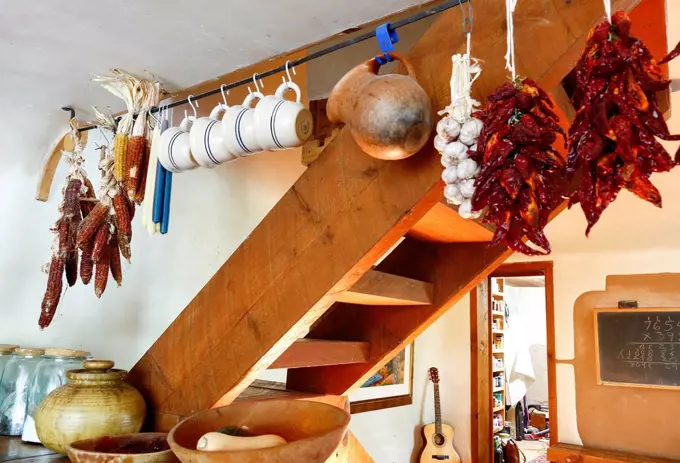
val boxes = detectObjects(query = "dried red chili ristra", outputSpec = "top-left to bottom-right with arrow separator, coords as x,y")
567,11 -> 680,234
471,78 -> 567,256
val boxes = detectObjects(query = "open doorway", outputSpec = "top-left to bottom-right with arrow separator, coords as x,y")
471,262 -> 556,463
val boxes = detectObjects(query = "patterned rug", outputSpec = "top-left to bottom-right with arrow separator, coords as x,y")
528,455 -> 547,463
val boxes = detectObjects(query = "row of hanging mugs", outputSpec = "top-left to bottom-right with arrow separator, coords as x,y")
158,67 -> 314,173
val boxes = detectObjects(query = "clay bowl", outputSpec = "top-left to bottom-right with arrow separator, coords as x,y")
168,399 -> 350,463
67,432 -> 178,462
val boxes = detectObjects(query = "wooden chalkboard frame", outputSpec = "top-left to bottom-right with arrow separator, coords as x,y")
594,307 -> 680,390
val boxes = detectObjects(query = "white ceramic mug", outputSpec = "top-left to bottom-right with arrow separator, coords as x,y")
189,104 -> 237,168
253,81 -> 314,151
221,92 -> 263,157
158,116 -> 198,173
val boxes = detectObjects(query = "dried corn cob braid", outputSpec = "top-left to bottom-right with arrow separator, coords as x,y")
109,234 -> 122,286
80,238 -> 94,284
135,141 -> 151,204
76,202 -> 109,248
92,224 -> 111,263
39,256 -> 64,329
94,241 -> 110,298
114,133 -> 129,182
118,230 -> 132,262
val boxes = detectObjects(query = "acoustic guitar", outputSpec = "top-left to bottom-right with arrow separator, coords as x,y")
419,367 -> 462,463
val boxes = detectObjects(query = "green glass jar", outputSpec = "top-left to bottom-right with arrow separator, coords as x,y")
0,348 -> 45,436
0,345 -> 19,382
23,349 -> 90,443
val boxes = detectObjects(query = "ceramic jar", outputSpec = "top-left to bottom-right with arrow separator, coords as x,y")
35,360 -> 146,454
327,51 -> 432,160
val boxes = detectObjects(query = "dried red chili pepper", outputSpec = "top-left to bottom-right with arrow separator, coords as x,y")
567,11 -> 680,234
471,78 -> 567,255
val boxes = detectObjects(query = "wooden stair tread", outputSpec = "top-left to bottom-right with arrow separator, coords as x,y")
270,339 -> 369,369
335,269 -> 433,306
408,202 -> 494,244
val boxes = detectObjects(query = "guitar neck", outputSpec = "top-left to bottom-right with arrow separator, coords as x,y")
434,382 -> 442,435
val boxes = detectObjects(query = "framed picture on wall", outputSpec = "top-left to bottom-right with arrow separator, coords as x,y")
349,342 -> 414,414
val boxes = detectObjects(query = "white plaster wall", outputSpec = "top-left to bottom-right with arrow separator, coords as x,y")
350,295 -> 471,463
0,130 -> 306,369
503,286 -> 548,405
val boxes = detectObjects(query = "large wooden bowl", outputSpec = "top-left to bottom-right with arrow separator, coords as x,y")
67,433 -> 177,462
168,399 -> 350,463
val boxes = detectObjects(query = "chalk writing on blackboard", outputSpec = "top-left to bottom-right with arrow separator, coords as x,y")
595,310 -> 680,388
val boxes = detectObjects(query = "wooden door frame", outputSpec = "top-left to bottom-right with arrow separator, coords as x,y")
470,261 -> 557,462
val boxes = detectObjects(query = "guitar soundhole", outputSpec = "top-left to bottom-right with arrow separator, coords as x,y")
433,433 -> 446,446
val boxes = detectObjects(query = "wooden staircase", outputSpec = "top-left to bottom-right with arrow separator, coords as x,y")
126,0 -> 656,450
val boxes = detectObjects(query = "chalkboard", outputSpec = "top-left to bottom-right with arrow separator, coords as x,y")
595,309 -> 680,389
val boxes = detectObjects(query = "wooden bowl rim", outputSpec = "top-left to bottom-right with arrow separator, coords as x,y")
67,432 -> 173,457
167,399 -> 350,455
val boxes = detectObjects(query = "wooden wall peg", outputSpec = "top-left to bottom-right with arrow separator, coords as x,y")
36,116 -> 88,202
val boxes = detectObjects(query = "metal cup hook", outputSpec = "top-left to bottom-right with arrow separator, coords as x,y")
461,0 -> 473,35
220,84 -> 230,106
252,73 -> 264,93
283,61 -> 296,88
187,95 -> 199,119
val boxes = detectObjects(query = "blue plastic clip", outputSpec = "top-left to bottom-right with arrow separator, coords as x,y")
375,22 -> 399,65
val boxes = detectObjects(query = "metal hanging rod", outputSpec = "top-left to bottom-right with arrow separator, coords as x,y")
78,0 -> 470,132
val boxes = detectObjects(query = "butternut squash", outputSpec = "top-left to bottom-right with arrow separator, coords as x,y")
196,432 -> 287,452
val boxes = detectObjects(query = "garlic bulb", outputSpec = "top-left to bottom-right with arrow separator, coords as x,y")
459,119 -> 483,146
442,166 -> 458,184
434,135 -> 448,153
459,178 -> 476,198
457,158 -> 478,180
441,155 -> 454,167
443,141 -> 468,161
437,117 -> 461,142
458,200 -> 474,219
444,183 -> 464,205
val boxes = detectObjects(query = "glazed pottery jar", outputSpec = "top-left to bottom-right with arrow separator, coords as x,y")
0,348 -> 45,436
327,51 -> 432,160
35,360 -> 146,454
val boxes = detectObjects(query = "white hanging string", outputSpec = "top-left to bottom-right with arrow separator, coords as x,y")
505,0 -> 518,80
603,0 -> 612,23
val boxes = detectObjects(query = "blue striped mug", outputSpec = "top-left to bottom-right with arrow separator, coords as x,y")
253,81 -> 313,151
221,92 -> 264,157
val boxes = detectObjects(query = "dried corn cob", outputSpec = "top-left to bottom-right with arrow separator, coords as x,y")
109,235 -> 122,286
80,177 -> 97,217
118,231 -> 132,262
80,238 -> 94,284
113,193 -> 132,242
92,224 -> 111,263
39,256 -> 64,329
63,179 -> 82,219
94,242 -> 110,298
134,141 -> 151,204
76,202 -> 109,248
126,136 -> 146,200
65,251 -> 78,287
114,133 -> 128,182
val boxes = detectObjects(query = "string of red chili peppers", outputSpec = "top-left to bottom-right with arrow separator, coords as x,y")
567,11 -> 680,235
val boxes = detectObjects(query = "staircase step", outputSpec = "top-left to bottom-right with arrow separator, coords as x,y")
408,201 -> 494,244
335,270 -> 433,306
269,339 -> 369,369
